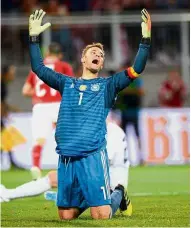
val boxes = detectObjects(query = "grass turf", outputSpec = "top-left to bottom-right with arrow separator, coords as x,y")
1,165 -> 190,227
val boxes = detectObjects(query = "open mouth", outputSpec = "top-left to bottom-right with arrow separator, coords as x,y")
92,59 -> 99,65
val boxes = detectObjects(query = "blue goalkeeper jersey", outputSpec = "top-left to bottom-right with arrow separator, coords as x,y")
55,74 -> 132,156
29,42 -> 150,157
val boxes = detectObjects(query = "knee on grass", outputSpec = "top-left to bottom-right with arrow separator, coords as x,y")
91,205 -> 111,220
58,208 -> 80,220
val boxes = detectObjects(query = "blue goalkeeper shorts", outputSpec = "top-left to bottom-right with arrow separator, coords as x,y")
57,149 -> 111,209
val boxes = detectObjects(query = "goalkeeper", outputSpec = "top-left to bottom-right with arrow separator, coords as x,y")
27,9 -> 151,220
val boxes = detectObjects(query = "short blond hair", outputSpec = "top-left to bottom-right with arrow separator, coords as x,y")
82,43 -> 104,57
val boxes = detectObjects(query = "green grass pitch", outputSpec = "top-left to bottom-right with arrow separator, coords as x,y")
1,165 -> 190,227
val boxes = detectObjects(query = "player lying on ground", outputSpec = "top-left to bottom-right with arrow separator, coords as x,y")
22,42 -> 74,177
0,121 -> 132,216
28,9 -> 151,219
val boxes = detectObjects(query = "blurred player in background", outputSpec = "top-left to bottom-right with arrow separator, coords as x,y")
106,115 -> 130,192
28,9 -> 150,219
1,65 -> 22,168
1,65 -> 18,126
158,69 -> 187,107
0,120 -> 132,216
116,62 -> 145,164
22,42 -> 74,178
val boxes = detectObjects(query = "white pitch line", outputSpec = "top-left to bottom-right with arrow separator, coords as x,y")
130,191 -> 190,196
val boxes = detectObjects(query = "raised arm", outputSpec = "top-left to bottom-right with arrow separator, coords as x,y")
106,9 -> 151,95
29,9 -> 66,93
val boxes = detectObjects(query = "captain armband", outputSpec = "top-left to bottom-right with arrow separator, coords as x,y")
126,67 -> 140,79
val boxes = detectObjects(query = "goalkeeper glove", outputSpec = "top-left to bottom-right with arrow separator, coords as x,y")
141,9 -> 151,38
29,9 -> 51,36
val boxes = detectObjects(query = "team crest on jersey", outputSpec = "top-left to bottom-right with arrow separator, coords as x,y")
91,83 -> 100,91
79,85 -> 87,91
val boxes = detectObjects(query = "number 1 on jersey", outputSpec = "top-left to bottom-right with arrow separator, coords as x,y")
78,92 -> 83,105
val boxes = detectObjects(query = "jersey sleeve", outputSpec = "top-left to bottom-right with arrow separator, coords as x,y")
25,71 -> 35,88
29,43 -> 68,94
106,71 -> 133,95
104,71 -> 129,108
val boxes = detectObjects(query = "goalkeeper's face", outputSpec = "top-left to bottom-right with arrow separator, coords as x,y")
81,47 -> 104,74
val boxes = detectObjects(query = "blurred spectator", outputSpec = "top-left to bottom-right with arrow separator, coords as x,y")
22,0 -> 42,14
123,0 -> 154,11
91,0 -> 105,12
177,0 -> 190,9
68,0 -> 90,12
19,0 -> 42,63
142,0 -> 155,9
71,30 -> 86,65
119,25 -> 131,67
156,0 -> 190,9
1,65 -> 19,119
2,0 -> 190,15
122,0 -> 136,11
45,0 -> 69,15
1,65 -> 20,168
1,0 -> 190,86
44,0 -> 74,62
104,0 -> 123,13
2,0 -> 20,13
158,69 -> 187,107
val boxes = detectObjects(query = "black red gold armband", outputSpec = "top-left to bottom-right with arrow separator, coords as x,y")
126,67 -> 140,79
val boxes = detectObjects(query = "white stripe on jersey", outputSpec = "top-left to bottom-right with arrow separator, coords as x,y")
101,151 -> 111,200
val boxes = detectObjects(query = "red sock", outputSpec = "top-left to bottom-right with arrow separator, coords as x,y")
32,145 -> 43,168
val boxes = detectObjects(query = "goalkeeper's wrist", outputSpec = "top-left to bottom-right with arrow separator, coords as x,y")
141,37 -> 151,45
29,36 -> 40,43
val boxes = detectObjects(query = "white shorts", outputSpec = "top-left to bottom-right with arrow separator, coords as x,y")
108,137 -> 130,189
32,102 -> 60,142
106,122 -> 130,189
